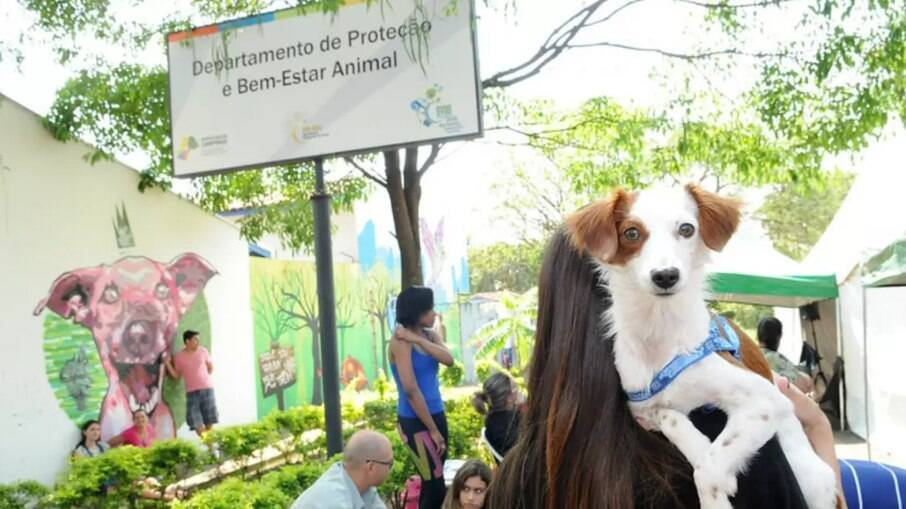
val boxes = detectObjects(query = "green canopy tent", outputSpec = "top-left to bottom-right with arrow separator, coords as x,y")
706,223 -> 838,306
708,273 -> 839,307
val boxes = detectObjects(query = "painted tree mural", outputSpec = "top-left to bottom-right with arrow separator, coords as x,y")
274,267 -> 323,406
363,266 -> 396,377
253,275 -> 299,410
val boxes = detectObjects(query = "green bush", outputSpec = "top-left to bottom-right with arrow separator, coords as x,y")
444,397 -> 484,459
0,480 -> 49,509
475,359 -> 506,382
363,399 -> 397,434
49,446 -> 153,509
439,361 -> 464,387
172,476 -> 290,509
204,421 -> 278,466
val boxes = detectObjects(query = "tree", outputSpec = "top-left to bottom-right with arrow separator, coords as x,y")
18,0 -> 906,288
253,276 -> 301,410
361,265 -> 397,376
473,288 -> 537,373
756,170 -> 855,261
274,267 -> 323,406
468,241 -> 543,294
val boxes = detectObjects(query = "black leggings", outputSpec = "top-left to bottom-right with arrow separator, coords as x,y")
398,412 -> 448,509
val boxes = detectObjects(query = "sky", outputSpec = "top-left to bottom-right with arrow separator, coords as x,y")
1,0 -> 902,249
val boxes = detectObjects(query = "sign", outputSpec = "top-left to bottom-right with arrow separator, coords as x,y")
259,345 -> 296,397
167,0 -> 482,178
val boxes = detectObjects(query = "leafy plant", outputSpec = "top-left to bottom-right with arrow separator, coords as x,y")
473,288 -> 538,372
0,481 -> 49,509
439,361 -> 464,387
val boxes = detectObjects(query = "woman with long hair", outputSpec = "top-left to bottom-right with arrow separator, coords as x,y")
442,460 -> 493,509
472,372 -> 523,461
390,286 -> 455,509
72,420 -> 109,458
487,229 -> 826,509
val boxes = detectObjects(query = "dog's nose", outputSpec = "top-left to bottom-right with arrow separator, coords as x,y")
650,268 -> 680,289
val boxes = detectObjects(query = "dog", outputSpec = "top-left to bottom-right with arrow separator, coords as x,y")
35,254 -> 217,441
566,184 -> 837,509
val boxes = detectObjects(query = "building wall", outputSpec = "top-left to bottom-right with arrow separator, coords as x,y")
0,96 -> 257,485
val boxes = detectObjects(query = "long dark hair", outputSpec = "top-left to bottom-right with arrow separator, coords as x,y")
75,419 -> 100,451
443,459 -> 493,509
487,229 -> 691,509
472,372 -> 513,415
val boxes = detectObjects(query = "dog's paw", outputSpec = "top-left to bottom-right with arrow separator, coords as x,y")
794,458 -> 837,509
694,464 -> 739,503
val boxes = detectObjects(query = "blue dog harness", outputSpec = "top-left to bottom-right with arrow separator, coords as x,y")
625,315 -> 742,403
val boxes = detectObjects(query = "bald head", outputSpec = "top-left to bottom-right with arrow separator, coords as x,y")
343,430 -> 392,470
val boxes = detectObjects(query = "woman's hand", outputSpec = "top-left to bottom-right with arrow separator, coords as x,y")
430,428 -> 447,456
394,326 -> 424,345
774,374 -> 827,432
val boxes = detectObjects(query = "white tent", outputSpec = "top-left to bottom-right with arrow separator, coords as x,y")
804,135 -> 906,465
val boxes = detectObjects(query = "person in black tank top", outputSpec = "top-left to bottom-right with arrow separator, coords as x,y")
390,286 -> 456,509
472,372 -> 523,462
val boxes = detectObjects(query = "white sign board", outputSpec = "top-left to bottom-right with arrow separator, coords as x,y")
167,0 -> 482,177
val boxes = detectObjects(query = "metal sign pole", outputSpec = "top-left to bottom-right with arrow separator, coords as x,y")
312,157 -> 343,456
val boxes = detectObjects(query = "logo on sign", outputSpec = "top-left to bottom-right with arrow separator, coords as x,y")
289,113 -> 326,144
177,136 -> 199,160
410,84 -> 463,134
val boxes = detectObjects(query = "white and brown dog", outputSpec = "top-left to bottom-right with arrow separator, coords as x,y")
566,184 -> 836,509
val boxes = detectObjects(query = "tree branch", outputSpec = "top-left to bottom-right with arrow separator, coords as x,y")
344,157 -> 387,188
566,41 -> 784,60
585,0 -> 648,28
482,0 -> 609,89
676,0 -> 797,9
418,143 -> 443,176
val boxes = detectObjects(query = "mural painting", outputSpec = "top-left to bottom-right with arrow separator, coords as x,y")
251,258 -> 465,418
34,254 -> 217,441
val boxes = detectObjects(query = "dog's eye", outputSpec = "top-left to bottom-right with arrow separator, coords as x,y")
102,286 -> 119,304
155,283 -> 170,300
678,223 -> 696,238
623,227 -> 641,242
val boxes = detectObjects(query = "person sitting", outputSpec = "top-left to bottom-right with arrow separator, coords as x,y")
442,460 -> 492,509
109,410 -> 156,448
72,419 -> 110,458
472,372 -> 523,462
758,317 -> 814,394
290,429 -> 393,509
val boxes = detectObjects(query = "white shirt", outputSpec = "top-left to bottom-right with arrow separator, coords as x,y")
290,462 -> 386,509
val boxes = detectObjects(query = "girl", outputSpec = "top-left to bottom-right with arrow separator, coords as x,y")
390,286 -> 454,509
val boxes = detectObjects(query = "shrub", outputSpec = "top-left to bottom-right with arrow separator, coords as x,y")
48,446 -> 152,509
363,399 -> 397,434
439,361 -> 464,387
0,480 -> 49,509
444,397 -> 483,459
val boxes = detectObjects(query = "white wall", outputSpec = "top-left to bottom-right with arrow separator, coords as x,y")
0,96 -> 257,484
864,286 -> 906,466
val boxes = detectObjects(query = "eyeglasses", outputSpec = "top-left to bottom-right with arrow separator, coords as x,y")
368,458 -> 394,468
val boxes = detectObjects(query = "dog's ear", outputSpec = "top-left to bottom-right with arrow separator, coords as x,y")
565,189 -> 632,262
686,184 -> 741,252
167,253 -> 218,313
34,268 -> 103,325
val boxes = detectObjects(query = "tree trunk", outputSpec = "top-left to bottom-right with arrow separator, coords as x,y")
384,148 -> 423,289
309,320 -> 323,406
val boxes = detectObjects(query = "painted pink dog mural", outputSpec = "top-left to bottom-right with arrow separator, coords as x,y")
34,254 -> 217,441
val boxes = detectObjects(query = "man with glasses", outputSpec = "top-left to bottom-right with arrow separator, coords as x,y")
291,429 -> 394,508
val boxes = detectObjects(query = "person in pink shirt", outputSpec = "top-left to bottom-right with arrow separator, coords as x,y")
109,410 -> 156,448
163,330 -> 217,436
